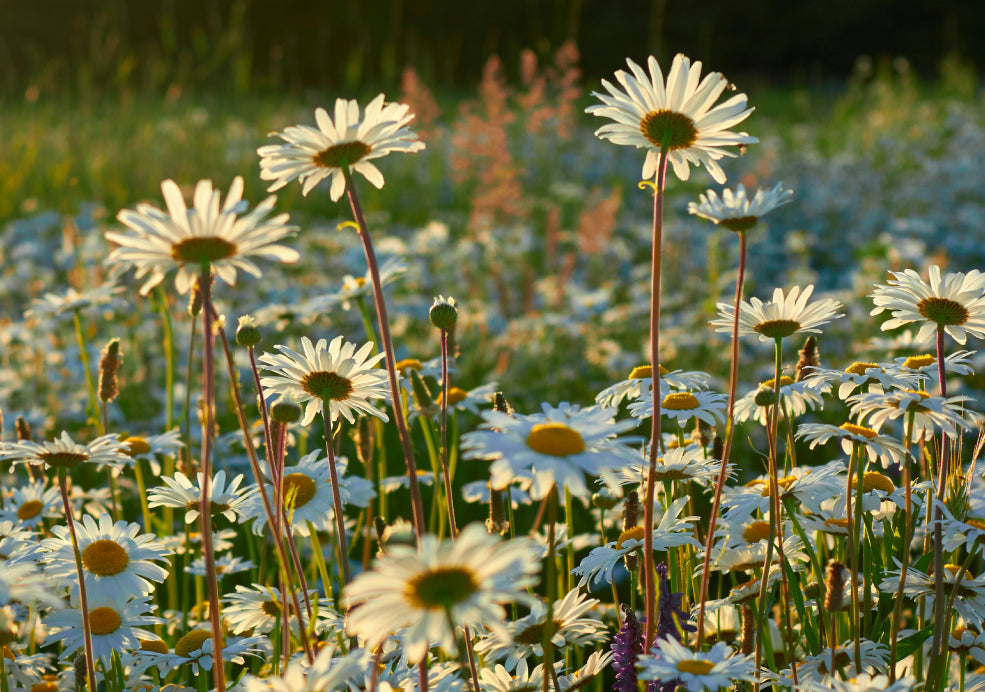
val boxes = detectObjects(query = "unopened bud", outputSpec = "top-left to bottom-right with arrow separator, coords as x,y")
754,385 -> 778,407
429,295 -> 458,331
235,315 -> 262,347
592,488 -> 619,510
270,398 -> 302,424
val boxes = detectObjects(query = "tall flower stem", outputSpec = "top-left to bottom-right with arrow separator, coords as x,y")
889,411 -> 916,681
929,326 -> 951,688
72,309 -> 101,434
542,487 -> 560,692
642,146 -> 669,648
343,169 -> 426,541
320,400 -> 351,586
844,444 -> 862,675
56,467 -> 97,692
696,229 -> 748,646
196,267 -> 226,691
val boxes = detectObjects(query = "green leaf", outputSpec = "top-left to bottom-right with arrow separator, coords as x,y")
894,625 -> 934,660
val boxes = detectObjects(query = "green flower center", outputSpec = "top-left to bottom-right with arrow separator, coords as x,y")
917,297 -> 970,326
719,216 -> 758,233
676,659 -> 715,675
662,392 -> 699,410
405,567 -> 479,611
39,451 -> 88,469
753,319 -> 801,339
170,237 -> 238,263
640,109 -> 698,150
88,606 -> 122,635
282,473 -> 317,510
82,539 -> 130,576
526,423 -> 586,456
313,141 -> 372,169
301,370 -> 354,401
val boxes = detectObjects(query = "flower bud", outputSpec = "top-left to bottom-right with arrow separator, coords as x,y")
270,398 -> 302,424
429,295 -> 458,331
235,315 -> 262,347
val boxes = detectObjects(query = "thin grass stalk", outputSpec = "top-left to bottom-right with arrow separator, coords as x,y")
343,168 -> 426,541
889,411 -> 916,682
929,326 -> 950,686
696,229 -> 748,646
542,487 -> 559,692
844,444 -> 861,676
57,467 -> 97,692
642,146 -> 669,648
72,309 -> 101,433
320,399 -> 351,586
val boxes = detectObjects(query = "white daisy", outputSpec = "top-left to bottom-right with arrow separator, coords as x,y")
732,375 -> 825,426
187,554 -> 255,578
241,643 -> 366,692
344,523 -> 540,664
871,265 -> 985,345
888,350 -> 976,378
722,460 -> 845,521
223,583 -> 341,636
586,54 -> 757,184
0,558 -> 61,607
119,429 -> 183,476
259,335 -> 389,426
25,283 -> 124,320
0,480 -> 60,528
613,444 -> 728,488
637,638 -> 756,691
594,364 -> 714,409
803,361 -> 923,400
710,285 -> 844,342
629,390 -> 727,428
106,177 -> 299,295
41,512 -> 172,602
258,95 -> 425,200
880,562 -> 985,628
147,469 -> 253,524
140,628 -> 270,674
795,422 -> 910,469
42,594 -> 163,666
784,639 -> 889,681
688,182 -> 793,232
848,388 -> 974,443
1,431 -> 130,471
461,402 -> 641,500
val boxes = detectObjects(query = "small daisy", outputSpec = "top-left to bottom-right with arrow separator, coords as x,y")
796,422 -> 910,469
187,554 -> 255,578
934,499 -> 985,556
630,390 -> 727,428
871,265 -> 985,345
259,335 -> 389,426
710,285 -> 844,342
888,349 -> 977,378
258,95 -> 425,200
595,364 -> 714,409
119,429 -> 183,475
432,381 -> 501,417
476,658 -> 553,692
241,643 -> 366,692
42,594 -> 164,666
950,627 -> 985,665
688,182 -> 793,233
322,256 -> 408,312
558,649 -> 614,691
344,523 -> 540,664
812,674 -> 919,692
474,588 -> 607,670
461,402 -> 641,500
614,445 -> 728,488
880,562 -> 985,628
147,469 -> 253,524
41,512 -> 172,602
803,361 -> 922,400
587,54 -> 757,184
848,389 -> 974,443
1,431 -> 130,471
141,627 -> 270,674
106,177 -> 299,295
722,460 -> 845,520
732,375 -> 825,426
0,558 -> 61,607
0,520 -> 38,563
785,639 -> 889,680
223,583 -> 341,636
0,480 -> 60,528
25,283 -> 124,320
381,469 -> 436,494
637,638 -> 756,692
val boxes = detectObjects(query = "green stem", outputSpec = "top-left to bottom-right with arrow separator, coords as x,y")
72,309 -> 101,433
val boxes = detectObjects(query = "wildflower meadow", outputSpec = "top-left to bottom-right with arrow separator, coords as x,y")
2,28 -> 985,692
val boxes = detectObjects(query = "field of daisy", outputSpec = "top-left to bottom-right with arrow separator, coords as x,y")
1,37 -> 985,692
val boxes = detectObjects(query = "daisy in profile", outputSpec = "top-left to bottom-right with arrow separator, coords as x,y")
688,182 -> 793,233
732,375 -> 825,426
345,523 -> 540,663
796,421 -> 909,469
614,444 -> 727,488
803,361 -> 922,400
629,390 -> 727,428
0,480 -> 60,528
595,364 -> 713,408
25,283 -> 124,320
879,562 -> 985,628
223,583 -> 341,636
848,388 -> 974,442
258,95 -> 425,200
119,429 -> 183,475
888,350 -> 977,379
710,285 -> 844,342
241,643 -> 366,692
637,638 -> 756,692
259,335 -> 389,426
140,627 -> 269,674
461,402 -> 640,500
587,54 -> 757,184
41,512 -> 172,602
43,594 -> 164,666
148,469 -> 253,524
1,431 -> 130,472
106,176 -> 299,295
871,265 -> 985,345
0,558 -> 61,607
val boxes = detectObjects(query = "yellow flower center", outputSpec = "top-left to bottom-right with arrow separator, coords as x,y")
663,392 -> 699,410
640,109 -> 698,150
124,436 -> 151,456
282,473 -> 317,510
860,471 -> 895,493
895,389 -> 932,412
2,646 -> 13,660
753,319 -> 801,339
82,539 -> 130,576
31,682 -> 59,692
903,354 -> 935,369
839,422 -> 878,439
760,475 -> 798,497
824,518 -> 850,530
140,638 -> 170,654
761,376 -> 795,389
88,606 -> 122,635
396,358 -> 423,373
629,364 -> 668,379
526,423 -> 585,456
617,526 -> 645,549
261,598 -> 281,617
676,659 -> 715,675
844,362 -> 883,376
944,563 -> 973,580
313,140 -> 373,169
175,629 -> 215,658
743,521 -> 772,543
438,387 -> 469,406
405,566 -> 479,611
170,237 -> 238,263
917,297 -> 970,326
966,518 -> 985,531
17,500 -> 43,521
39,450 -> 89,468
300,370 -> 354,401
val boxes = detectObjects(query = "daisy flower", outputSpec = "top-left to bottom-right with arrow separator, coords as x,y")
0,558 -> 61,607
558,649 -> 614,691
950,627 -> 985,665
241,643 -> 366,692
119,429 -> 183,475
784,639 -> 889,681
187,554 -> 255,578
259,335 -> 389,426
637,638 -> 756,692
586,54 -> 757,184
141,628 -> 269,674
147,469 -> 253,524
688,182 -> 793,233
461,402 -> 641,500
474,588 -> 607,670
870,265 -> 985,345
344,523 -> 540,664
0,480 -> 60,527
796,422 -> 910,469
42,594 -> 164,666
888,349 -> 977,381
258,95 -> 425,200
613,445 -> 728,488
106,176 -> 299,295
934,499 -> 985,556
880,562 -> 985,628
594,364 -> 713,408
629,390 -> 727,428
811,675 -> 919,692
732,375 -> 825,426
803,361 -> 922,400
25,283 -> 124,320
223,584 -> 341,636
41,512 -> 172,602
432,381 -> 500,417
848,388 -> 974,442
722,460 -> 845,520
1,431 -> 130,471
710,285 -> 844,342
